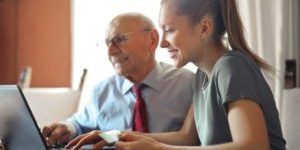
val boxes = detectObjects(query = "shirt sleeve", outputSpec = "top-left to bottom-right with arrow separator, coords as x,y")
67,84 -> 100,136
215,55 -> 262,111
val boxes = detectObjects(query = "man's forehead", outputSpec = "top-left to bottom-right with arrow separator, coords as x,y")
107,18 -> 143,35
106,26 -> 125,38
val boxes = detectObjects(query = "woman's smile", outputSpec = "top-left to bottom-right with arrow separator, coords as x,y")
168,49 -> 179,59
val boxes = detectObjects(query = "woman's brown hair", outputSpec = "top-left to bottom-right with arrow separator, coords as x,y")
161,0 -> 273,72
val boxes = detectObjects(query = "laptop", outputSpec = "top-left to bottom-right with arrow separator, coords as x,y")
0,85 -> 114,150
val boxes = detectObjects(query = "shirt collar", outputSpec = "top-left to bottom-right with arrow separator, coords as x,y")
121,78 -> 134,94
141,62 -> 161,91
121,62 -> 162,94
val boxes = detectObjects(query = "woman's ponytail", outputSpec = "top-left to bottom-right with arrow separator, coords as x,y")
219,0 -> 274,72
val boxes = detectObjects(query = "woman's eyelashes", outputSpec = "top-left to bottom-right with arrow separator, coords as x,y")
164,28 -> 174,33
162,26 -> 174,33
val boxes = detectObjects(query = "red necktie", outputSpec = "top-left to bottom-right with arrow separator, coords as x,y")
132,85 -> 148,132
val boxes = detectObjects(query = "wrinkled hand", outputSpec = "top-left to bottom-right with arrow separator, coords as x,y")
115,132 -> 161,150
65,130 -> 108,150
41,121 -> 73,146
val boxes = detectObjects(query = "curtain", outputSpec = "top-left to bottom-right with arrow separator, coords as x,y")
236,0 -> 299,116
237,1 -> 300,149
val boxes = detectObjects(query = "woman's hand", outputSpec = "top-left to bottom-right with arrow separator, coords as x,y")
64,130 -> 108,150
115,132 -> 163,150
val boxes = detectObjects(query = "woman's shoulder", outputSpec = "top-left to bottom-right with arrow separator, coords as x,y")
218,50 -> 248,63
215,50 -> 258,70
212,50 -> 262,80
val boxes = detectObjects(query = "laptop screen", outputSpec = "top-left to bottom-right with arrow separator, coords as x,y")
0,85 -> 48,149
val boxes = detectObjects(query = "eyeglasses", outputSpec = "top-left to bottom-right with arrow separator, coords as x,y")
105,29 -> 151,47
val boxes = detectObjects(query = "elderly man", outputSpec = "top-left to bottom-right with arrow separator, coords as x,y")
42,12 -> 194,146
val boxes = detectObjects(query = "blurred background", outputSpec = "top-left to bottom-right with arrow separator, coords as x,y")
0,0 -> 299,88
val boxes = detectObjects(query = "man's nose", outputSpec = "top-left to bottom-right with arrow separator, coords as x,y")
107,43 -> 119,55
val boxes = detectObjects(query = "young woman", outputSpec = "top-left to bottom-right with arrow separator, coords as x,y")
114,0 -> 286,149
66,0 -> 286,149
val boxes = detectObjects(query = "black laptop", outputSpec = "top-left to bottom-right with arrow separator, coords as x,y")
0,85 -> 114,150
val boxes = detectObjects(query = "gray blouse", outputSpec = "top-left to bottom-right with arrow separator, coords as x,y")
193,51 -> 286,149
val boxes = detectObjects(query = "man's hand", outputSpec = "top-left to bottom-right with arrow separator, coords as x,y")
65,130 -> 108,150
41,121 -> 74,146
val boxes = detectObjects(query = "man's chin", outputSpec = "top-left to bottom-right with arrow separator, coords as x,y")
115,68 -> 127,76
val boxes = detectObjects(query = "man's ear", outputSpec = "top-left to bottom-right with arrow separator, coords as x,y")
149,29 -> 159,52
196,16 -> 213,39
